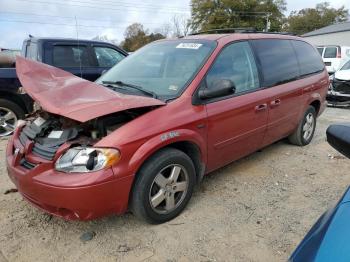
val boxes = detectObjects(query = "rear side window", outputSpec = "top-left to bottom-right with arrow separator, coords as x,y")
93,47 -> 125,67
292,41 -> 324,76
53,45 -> 90,67
324,47 -> 337,58
251,39 -> 299,87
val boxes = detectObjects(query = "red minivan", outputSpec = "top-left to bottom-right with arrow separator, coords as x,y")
6,32 -> 329,223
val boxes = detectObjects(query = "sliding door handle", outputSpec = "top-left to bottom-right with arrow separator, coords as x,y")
255,103 -> 267,112
270,99 -> 281,108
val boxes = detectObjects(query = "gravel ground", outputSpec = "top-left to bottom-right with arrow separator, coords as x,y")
1,107 -> 350,262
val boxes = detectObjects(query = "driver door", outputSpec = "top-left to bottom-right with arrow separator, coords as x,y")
202,41 -> 269,172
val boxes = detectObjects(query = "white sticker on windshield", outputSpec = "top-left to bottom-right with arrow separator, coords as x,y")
48,131 -> 63,139
176,43 -> 202,49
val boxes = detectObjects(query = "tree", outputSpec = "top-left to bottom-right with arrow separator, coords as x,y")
190,0 -> 287,32
157,15 -> 191,38
121,23 -> 149,52
285,2 -> 349,35
171,14 -> 191,37
121,23 -> 165,52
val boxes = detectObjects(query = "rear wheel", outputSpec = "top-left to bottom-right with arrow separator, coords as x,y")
288,106 -> 316,146
0,99 -> 25,137
131,148 -> 196,224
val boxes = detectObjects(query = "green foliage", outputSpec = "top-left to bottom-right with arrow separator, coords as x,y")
190,0 -> 287,32
285,2 -> 349,35
121,23 -> 165,52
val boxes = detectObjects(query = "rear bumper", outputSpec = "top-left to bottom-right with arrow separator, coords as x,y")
6,131 -> 134,220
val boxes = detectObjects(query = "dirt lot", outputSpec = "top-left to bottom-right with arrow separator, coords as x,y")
1,107 -> 350,262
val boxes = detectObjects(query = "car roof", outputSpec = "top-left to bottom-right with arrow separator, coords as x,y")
24,37 -> 119,46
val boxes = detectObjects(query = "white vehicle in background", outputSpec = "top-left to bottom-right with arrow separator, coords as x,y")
317,45 -> 350,74
327,59 -> 350,107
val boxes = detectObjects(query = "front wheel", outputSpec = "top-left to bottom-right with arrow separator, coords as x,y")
131,148 -> 196,224
288,106 -> 317,146
0,99 -> 25,137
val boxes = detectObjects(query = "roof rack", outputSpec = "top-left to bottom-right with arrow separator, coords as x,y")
190,28 -> 257,35
189,28 -> 297,36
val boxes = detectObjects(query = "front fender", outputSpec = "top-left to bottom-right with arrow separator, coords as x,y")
128,128 -> 207,176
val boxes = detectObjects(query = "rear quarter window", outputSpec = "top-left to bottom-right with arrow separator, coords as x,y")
292,41 -> 324,77
251,39 -> 299,87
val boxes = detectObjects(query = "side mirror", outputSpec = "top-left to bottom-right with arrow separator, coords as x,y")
199,79 -> 235,100
326,123 -> 350,158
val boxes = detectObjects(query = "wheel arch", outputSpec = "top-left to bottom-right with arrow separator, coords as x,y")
309,99 -> 321,115
128,130 -> 207,185
0,91 -> 29,113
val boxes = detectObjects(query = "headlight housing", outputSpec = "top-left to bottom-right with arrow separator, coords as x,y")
55,147 -> 120,173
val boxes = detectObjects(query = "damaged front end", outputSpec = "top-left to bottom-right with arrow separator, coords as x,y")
6,57 -> 166,220
327,76 -> 350,107
12,56 -> 165,171
16,108 -> 147,172
7,107 -> 156,220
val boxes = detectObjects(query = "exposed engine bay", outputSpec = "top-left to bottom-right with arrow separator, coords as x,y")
18,108 -> 148,162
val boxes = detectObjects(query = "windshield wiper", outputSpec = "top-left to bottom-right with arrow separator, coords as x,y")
101,82 -> 128,91
102,80 -> 157,99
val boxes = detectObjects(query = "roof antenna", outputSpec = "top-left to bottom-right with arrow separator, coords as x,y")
75,16 -> 83,78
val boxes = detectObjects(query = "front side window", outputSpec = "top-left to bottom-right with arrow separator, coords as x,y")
97,40 -> 216,99
292,40 -> 324,76
53,45 -> 90,67
324,47 -> 337,58
251,39 -> 299,87
206,41 -> 260,94
93,47 -> 125,67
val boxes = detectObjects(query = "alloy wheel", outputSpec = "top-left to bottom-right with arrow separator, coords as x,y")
149,164 -> 189,214
303,112 -> 314,141
0,107 -> 17,137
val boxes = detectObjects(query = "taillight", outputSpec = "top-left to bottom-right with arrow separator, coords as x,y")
337,48 -> 341,58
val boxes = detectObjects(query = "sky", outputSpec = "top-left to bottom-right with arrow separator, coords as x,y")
0,0 -> 349,49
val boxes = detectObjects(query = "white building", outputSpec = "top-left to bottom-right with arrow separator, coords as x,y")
302,21 -> 350,46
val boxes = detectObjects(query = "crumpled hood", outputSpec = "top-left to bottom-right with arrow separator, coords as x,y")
16,56 -> 165,122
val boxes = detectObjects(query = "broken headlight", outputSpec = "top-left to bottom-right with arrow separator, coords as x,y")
55,147 -> 120,173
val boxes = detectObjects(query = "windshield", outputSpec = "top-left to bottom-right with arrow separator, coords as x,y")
341,60 -> 350,70
96,40 -> 217,100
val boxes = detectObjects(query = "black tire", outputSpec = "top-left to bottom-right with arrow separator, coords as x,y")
0,99 -> 25,137
288,106 -> 317,146
131,148 -> 196,224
